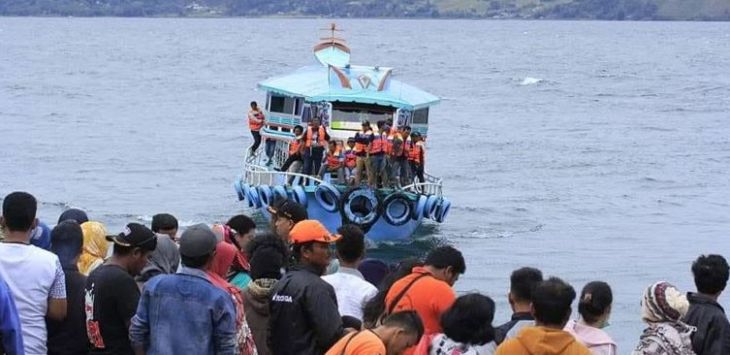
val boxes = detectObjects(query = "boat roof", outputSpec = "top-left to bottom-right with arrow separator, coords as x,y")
258,31 -> 440,111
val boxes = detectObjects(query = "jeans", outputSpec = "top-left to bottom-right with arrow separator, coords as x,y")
265,139 -> 276,164
368,154 -> 387,187
302,147 -> 324,176
280,153 -> 301,171
250,130 -> 261,153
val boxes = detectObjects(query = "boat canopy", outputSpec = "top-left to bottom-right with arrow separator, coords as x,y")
259,24 -> 439,111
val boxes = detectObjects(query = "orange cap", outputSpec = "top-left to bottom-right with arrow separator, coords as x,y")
289,220 -> 341,244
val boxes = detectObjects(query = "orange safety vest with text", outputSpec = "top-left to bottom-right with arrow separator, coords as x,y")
408,141 -> 424,164
248,110 -> 264,131
305,126 -> 327,148
288,138 -> 301,156
370,134 -> 387,155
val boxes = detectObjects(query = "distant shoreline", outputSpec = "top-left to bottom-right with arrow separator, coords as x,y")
1,15 -> 729,22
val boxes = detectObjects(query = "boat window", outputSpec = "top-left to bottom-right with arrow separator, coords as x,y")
294,99 -> 302,116
269,95 -> 297,115
412,108 -> 429,124
302,106 -> 312,123
331,104 -> 394,130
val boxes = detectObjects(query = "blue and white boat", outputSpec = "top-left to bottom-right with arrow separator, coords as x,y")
234,24 -> 450,242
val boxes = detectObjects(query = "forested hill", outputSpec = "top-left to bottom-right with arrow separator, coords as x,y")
2,0 -> 729,20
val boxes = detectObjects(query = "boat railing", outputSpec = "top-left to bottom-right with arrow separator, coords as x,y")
242,141 -> 443,196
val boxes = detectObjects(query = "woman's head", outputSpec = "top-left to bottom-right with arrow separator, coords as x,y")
641,281 -> 689,324
441,293 -> 496,346
578,281 -> 612,327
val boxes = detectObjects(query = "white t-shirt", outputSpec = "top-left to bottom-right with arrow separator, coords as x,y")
0,243 -> 66,355
429,333 -> 497,355
322,266 -> 378,321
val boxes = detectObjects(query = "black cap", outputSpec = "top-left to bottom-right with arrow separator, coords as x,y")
179,224 -> 217,258
275,200 -> 308,223
106,223 -> 157,251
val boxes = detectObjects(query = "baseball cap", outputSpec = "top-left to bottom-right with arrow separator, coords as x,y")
272,200 -> 308,223
106,223 -> 157,251
289,220 -> 341,244
178,223 -> 218,258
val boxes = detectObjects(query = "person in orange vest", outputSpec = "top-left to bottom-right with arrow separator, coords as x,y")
368,121 -> 389,188
343,138 -> 358,185
247,101 -> 265,155
353,121 -> 374,186
408,132 -> 425,184
277,125 -> 304,173
388,136 -> 405,188
318,140 -> 345,184
301,117 -> 330,176
399,126 -> 412,186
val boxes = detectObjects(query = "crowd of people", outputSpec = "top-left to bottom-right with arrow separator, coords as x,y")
248,101 -> 426,189
1,190 -> 729,355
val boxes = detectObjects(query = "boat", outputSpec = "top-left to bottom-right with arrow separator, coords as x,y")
233,24 -> 451,242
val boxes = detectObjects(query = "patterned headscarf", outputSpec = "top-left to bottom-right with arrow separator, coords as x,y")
641,281 -> 690,323
79,221 -> 109,275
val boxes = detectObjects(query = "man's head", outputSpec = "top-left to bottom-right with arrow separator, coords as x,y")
334,224 -> 365,266
424,246 -> 465,286
380,311 -> 424,355
226,214 -> 256,252
531,277 -> 576,329
250,101 -> 258,110
508,267 -> 543,311
692,254 -> 730,296
107,223 -> 158,276
361,120 -> 371,131
151,213 -> 178,240
311,117 -> 321,128
178,224 -> 218,271
271,200 -> 307,242
1,191 -> 37,234
410,132 -> 422,142
402,125 -> 412,135
289,220 -> 340,275
347,137 -> 355,148
440,293 -> 496,346
51,220 -> 84,269
293,125 -> 304,136
328,140 -> 337,151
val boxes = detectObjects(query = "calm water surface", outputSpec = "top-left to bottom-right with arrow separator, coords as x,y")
2,18 -> 730,351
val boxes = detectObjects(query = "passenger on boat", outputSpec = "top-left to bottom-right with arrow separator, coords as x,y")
368,121 -> 389,188
343,138 -> 358,185
247,101 -> 265,155
399,126 -> 413,186
301,117 -> 330,176
353,121 -> 374,186
388,136 -> 405,188
277,125 -> 304,173
318,141 -> 345,184
408,132 -> 426,184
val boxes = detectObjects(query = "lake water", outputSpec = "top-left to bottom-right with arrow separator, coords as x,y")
2,17 -> 729,351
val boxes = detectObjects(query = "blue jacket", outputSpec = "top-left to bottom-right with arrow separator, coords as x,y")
129,267 -> 237,355
0,279 -> 23,355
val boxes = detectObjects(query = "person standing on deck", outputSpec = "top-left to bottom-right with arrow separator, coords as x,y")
399,126 -> 413,186
343,138 -> 358,185
408,132 -> 426,185
353,121 -> 374,186
368,121 -> 389,188
248,101 -> 265,155
301,117 -> 330,176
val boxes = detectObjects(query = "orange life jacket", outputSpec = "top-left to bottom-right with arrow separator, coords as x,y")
408,141 -> 424,164
344,147 -> 357,168
305,126 -> 327,148
370,133 -> 387,155
288,138 -> 301,156
325,148 -> 342,169
385,132 -> 402,155
248,110 -> 264,131
354,129 -> 373,155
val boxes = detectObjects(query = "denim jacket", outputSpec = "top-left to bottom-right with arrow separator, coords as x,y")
129,267 -> 237,355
